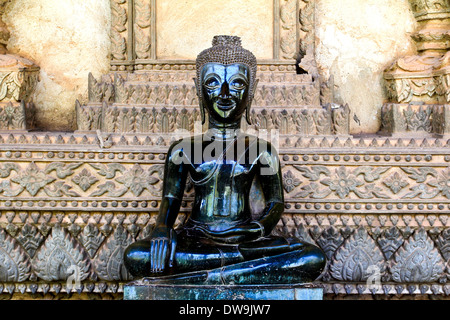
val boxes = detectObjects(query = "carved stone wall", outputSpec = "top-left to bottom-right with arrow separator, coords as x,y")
0,0 -> 449,300
0,132 -> 448,298
78,0 -> 347,137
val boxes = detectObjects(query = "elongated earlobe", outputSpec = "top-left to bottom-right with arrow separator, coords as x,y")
193,78 -> 206,124
246,78 -> 259,125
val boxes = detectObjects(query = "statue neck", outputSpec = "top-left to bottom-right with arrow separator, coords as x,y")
207,118 -> 241,140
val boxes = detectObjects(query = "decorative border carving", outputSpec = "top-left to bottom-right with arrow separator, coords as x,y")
0,132 -> 448,298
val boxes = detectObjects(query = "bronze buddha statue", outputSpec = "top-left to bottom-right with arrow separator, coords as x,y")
123,35 -> 326,285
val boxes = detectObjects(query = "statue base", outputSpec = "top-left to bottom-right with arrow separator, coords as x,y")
124,281 -> 323,300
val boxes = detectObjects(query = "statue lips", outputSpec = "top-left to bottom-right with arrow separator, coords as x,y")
216,100 -> 236,111
214,95 -> 237,112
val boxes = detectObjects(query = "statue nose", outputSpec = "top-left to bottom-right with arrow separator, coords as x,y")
219,81 -> 231,99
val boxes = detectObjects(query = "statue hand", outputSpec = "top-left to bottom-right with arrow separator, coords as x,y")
149,226 -> 177,273
195,223 -> 263,244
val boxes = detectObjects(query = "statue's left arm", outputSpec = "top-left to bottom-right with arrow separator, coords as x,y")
249,143 -> 284,237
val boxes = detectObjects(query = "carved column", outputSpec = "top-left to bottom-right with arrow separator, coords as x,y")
0,1 -> 39,131
382,0 -> 450,136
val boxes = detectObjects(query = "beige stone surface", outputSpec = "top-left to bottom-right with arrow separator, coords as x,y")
3,0 -> 111,131
315,0 -> 417,134
156,0 -> 274,60
0,0 -> 420,133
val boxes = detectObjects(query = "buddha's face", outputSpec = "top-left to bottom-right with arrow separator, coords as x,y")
200,63 -> 250,124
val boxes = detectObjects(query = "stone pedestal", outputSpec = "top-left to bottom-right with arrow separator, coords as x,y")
124,281 -> 323,300
382,1 -> 450,137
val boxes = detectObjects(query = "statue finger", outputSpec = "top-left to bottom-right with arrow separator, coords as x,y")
156,239 -> 164,272
160,240 -> 169,272
150,240 -> 155,273
155,239 -> 163,273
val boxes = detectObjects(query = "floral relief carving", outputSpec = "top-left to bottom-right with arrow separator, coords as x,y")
10,162 -> 55,196
32,226 -> 91,282
401,166 -> 450,199
435,228 -> 450,261
390,228 -> 445,283
0,228 -> 32,282
44,181 -> 80,197
45,162 -> 82,179
134,0 -> 151,60
78,223 -> 106,259
110,0 -> 128,61
94,224 -> 133,281
16,223 -> 44,258
116,163 -> 159,196
321,166 -> 364,199
71,168 -> 99,192
293,166 -> 390,199
383,172 -> 409,194
428,167 -> 450,199
280,0 -> 297,60
282,170 -> 302,193
330,227 -> 386,282
316,226 -> 344,260
377,227 -> 405,260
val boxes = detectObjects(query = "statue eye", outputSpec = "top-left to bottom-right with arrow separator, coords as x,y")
204,77 -> 220,89
230,79 -> 247,90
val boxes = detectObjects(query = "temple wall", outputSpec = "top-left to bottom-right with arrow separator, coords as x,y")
3,0 -> 111,131
0,0 -> 448,300
2,0 -> 416,133
315,0 -> 417,134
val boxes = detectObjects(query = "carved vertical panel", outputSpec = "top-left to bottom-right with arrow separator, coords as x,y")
110,0 -> 128,63
134,0 -> 151,61
298,0 -> 315,56
279,0 -> 298,60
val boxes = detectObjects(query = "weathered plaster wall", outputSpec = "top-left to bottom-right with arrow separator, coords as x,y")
315,0 -> 417,134
2,0 -> 417,133
156,0 -> 274,60
3,0 -> 111,131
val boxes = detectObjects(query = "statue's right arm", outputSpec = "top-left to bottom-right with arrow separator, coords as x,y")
149,141 -> 188,273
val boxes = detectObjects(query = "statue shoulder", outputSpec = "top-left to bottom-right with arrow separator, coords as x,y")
166,137 -> 195,166
253,137 -> 280,174
252,136 -> 280,157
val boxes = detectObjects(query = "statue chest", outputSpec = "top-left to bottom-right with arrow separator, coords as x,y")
189,161 -> 255,218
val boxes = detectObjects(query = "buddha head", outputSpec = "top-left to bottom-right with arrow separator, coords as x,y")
195,35 -> 257,126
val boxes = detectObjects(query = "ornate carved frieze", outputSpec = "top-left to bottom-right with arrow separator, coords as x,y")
78,65 -> 347,135
0,132 -> 448,297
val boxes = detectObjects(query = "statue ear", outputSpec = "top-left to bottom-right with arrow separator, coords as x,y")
193,78 -> 206,124
246,78 -> 259,125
